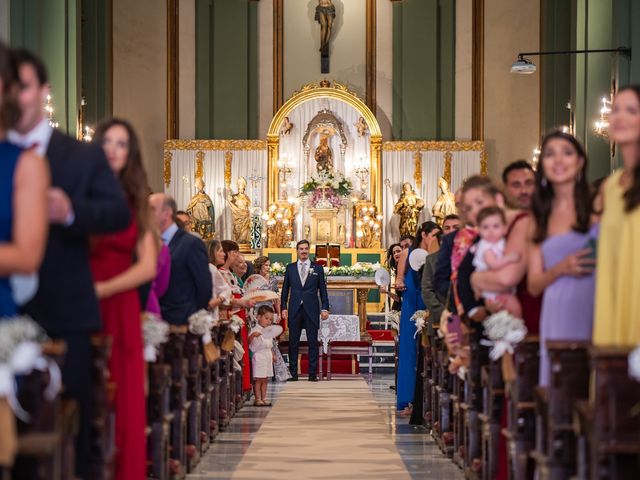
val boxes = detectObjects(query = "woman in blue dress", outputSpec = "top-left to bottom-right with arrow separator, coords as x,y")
0,42 -> 49,317
395,221 -> 442,412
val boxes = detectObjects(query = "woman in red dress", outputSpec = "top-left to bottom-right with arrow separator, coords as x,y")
218,240 -> 254,394
90,119 -> 159,480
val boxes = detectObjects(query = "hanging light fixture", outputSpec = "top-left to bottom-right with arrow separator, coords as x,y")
594,95 -> 613,138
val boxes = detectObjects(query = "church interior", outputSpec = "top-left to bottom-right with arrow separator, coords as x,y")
1,0 -> 640,479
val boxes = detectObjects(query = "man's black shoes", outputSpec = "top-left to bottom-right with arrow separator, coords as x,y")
287,376 -> 299,382
308,375 -> 319,382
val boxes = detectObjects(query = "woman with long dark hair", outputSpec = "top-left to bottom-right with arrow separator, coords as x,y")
0,42 -> 49,317
527,130 -> 596,386
90,118 -> 158,479
395,221 -> 441,414
593,85 -> 640,346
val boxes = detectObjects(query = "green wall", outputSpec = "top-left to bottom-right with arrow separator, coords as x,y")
11,0 -> 80,135
195,0 -> 259,139
392,0 -> 455,140
541,0 -> 640,178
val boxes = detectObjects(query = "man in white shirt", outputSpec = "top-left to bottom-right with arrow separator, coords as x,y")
281,240 -> 330,381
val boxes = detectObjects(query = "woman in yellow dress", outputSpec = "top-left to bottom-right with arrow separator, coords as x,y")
593,85 -> 640,346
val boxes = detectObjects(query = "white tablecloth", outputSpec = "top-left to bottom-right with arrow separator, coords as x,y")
300,314 -> 360,353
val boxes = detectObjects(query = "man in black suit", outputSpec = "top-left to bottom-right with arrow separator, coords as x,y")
149,193 -> 212,325
281,240 -> 330,381
10,49 -> 130,479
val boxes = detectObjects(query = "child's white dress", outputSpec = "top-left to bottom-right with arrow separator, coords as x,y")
472,238 -> 507,300
250,325 -> 274,378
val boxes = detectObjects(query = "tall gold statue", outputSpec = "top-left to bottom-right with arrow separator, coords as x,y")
432,177 -> 457,226
315,134 -> 334,173
186,177 -> 215,239
227,177 -> 251,245
394,182 -> 425,238
315,0 -> 335,53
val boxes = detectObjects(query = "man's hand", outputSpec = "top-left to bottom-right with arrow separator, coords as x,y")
48,187 -> 74,225
320,310 -> 329,320
281,310 -> 288,321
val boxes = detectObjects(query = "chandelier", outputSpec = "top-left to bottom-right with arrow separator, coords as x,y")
594,95 -> 613,138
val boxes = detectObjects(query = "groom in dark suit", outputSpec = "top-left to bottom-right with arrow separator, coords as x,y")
281,239 -> 330,381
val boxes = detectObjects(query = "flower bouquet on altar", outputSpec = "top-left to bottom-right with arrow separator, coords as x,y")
300,171 -> 353,208
481,310 -> 528,381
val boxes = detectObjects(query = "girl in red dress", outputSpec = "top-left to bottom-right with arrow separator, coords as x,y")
91,119 -> 159,480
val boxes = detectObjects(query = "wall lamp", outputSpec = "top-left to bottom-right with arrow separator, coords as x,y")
511,47 -> 631,74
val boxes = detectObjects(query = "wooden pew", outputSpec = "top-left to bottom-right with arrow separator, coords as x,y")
433,337 -> 454,456
451,373 -> 466,467
184,333 -> 203,472
216,326 -> 233,430
478,359 -> 504,480
573,346 -> 640,480
6,341 -> 74,480
532,341 -> 590,480
146,343 -> 172,480
89,335 -> 116,480
208,330 -> 221,440
199,346 -> 212,454
503,337 -> 539,480
164,329 -> 191,479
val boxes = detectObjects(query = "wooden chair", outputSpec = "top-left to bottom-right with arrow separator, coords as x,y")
278,341 -> 324,380
327,340 -> 372,383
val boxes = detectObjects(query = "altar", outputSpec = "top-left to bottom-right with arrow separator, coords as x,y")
163,80 -> 487,252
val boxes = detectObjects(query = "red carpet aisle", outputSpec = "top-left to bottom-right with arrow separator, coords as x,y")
230,380 -> 410,479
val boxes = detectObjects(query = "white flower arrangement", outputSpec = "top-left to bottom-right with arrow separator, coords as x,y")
0,316 -> 60,421
230,314 -> 245,333
386,311 -> 400,331
628,346 -> 640,382
269,261 -> 286,276
142,313 -> 169,362
188,309 -> 215,336
410,310 -> 428,338
481,310 -> 527,361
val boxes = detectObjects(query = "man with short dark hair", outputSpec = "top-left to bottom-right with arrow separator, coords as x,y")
399,235 -> 414,250
11,48 -> 130,480
502,160 -> 535,209
281,239 -> 330,381
150,193 -> 212,325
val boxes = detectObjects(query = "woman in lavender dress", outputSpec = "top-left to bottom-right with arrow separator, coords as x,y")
527,131 -> 597,386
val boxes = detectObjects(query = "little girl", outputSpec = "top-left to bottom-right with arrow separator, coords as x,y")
249,305 -> 276,406
472,206 -> 522,316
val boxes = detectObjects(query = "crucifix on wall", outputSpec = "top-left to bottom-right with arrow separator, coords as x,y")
315,0 -> 336,73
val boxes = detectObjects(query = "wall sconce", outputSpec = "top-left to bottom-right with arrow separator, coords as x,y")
594,95 -> 613,138
511,47 -> 631,75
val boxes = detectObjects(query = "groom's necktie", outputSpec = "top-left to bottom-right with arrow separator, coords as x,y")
299,262 -> 309,286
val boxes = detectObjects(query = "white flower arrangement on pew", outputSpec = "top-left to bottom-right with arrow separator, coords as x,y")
142,313 -> 169,362
410,310 -> 428,338
0,316 -> 61,421
229,314 -> 245,334
188,309 -> 220,364
481,310 -> 527,381
628,346 -> 640,382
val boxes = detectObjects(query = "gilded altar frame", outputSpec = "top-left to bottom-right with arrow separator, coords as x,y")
266,81 -> 383,213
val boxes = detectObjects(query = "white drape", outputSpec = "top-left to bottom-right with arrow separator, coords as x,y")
451,151 -> 482,193
166,149 -> 268,239
279,98 -> 371,241
381,150 -> 445,246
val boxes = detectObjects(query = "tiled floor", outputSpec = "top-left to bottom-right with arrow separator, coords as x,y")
188,374 -> 463,479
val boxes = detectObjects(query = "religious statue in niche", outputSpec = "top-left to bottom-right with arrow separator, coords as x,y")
281,116 -> 294,136
227,176 -> 252,245
315,0 -> 336,73
394,182 -> 425,238
354,116 -> 368,137
431,177 -> 457,227
314,134 -> 334,173
186,176 -> 216,239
